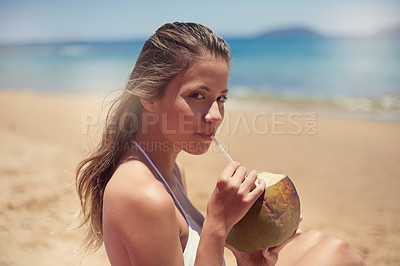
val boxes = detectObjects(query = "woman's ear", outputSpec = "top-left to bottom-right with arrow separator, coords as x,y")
139,98 -> 160,113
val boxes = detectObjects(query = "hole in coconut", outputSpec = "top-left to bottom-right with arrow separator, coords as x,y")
257,172 -> 286,187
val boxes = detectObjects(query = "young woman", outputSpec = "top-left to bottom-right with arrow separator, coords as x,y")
76,22 -> 365,266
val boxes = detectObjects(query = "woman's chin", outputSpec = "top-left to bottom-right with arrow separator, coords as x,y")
183,141 -> 212,155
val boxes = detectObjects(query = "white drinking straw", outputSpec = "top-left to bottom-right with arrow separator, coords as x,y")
211,135 -> 234,163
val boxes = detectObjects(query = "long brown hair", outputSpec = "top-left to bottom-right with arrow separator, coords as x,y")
75,22 -> 231,254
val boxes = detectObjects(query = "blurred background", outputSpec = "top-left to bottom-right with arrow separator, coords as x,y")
1,1 -> 400,265
1,0 -> 400,117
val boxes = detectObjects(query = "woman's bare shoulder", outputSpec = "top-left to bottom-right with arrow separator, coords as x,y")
103,161 -> 184,265
103,160 -> 175,226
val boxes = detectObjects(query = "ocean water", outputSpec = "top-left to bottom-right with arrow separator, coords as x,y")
0,41 -> 143,93
1,37 -> 399,110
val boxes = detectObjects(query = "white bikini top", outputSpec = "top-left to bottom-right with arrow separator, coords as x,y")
133,141 -> 205,266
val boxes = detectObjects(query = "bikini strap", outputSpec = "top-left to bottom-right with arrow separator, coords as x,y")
132,140 -> 187,217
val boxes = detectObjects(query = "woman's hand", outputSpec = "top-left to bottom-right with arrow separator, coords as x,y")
196,162 -> 265,266
205,162 -> 266,238
228,229 -> 302,266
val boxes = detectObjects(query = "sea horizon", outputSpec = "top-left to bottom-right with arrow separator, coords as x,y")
1,35 -> 399,118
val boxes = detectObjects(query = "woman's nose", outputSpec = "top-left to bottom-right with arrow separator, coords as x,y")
204,101 -> 223,123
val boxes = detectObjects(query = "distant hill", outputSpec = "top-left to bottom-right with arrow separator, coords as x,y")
257,27 -> 323,39
375,25 -> 400,37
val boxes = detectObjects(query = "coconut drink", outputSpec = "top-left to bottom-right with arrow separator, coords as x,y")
226,172 -> 300,252
211,136 -> 301,252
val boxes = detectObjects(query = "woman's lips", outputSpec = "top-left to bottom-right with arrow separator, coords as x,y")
197,133 -> 215,140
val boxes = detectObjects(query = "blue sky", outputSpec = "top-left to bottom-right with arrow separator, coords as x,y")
1,0 -> 399,43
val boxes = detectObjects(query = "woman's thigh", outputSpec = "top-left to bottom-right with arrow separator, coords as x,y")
276,229 -> 365,266
276,229 -> 329,265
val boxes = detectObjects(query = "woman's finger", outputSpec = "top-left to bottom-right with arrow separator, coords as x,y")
240,170 -> 258,191
217,161 -> 240,191
231,166 -> 247,187
219,161 -> 240,179
246,176 -> 265,199
262,248 -> 279,265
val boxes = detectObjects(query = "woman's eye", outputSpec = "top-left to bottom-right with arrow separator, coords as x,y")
190,92 -> 205,100
217,95 -> 228,103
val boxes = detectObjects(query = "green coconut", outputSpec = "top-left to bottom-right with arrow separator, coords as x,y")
226,172 -> 301,252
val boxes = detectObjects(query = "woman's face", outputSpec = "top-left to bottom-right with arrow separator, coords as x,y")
154,53 -> 229,154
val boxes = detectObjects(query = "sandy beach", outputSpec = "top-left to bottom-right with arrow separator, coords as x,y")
0,90 -> 399,265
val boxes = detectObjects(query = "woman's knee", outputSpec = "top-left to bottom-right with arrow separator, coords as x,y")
283,229 -> 330,254
322,235 -> 366,265
278,230 -> 365,265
